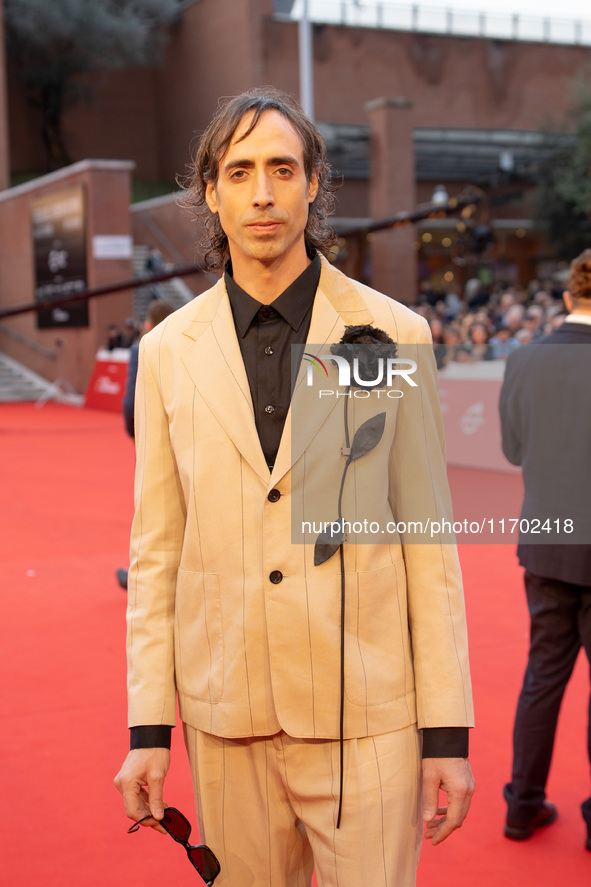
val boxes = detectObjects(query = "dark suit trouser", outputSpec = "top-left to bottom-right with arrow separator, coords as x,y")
504,570 -> 591,830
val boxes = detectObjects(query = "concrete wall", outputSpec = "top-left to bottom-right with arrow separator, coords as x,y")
0,160 -> 135,394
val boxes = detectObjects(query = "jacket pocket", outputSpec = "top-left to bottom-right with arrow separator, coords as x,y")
344,561 -> 412,706
175,570 -> 224,704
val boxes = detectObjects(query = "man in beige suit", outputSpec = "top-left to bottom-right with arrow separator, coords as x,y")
115,88 -> 474,886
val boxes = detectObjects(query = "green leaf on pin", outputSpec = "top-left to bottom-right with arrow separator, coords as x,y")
347,412 -> 386,462
314,520 -> 344,566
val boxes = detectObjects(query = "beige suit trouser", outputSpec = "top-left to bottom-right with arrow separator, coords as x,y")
183,723 -> 422,887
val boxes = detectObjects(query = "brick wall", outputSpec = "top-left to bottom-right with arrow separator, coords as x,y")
0,160 -> 135,393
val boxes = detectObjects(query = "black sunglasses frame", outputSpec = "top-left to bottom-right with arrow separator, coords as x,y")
128,806 -> 220,886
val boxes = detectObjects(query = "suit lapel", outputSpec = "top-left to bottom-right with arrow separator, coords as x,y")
178,261 -> 375,489
180,280 -> 269,483
270,259 -> 374,488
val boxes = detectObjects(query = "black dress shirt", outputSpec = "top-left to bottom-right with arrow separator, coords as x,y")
130,254 -> 468,759
225,254 -> 320,470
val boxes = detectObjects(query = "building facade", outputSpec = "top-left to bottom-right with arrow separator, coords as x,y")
5,0 -> 591,299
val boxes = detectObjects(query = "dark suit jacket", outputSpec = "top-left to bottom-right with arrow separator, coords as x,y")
122,340 -> 139,439
499,321 -> 591,585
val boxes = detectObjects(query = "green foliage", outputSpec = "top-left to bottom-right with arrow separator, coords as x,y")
536,80 -> 591,261
4,0 -> 179,168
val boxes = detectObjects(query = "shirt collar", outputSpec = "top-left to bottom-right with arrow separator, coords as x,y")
565,313 -> 591,327
225,254 -> 321,338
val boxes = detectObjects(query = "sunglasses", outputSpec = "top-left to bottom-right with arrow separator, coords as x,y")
128,806 -> 220,886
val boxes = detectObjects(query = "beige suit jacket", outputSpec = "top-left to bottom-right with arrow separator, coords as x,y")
127,257 -> 474,740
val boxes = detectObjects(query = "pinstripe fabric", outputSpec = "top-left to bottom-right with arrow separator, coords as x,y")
183,724 -> 422,887
127,256 -> 473,738
127,255 -> 473,883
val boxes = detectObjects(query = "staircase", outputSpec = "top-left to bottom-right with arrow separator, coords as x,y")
0,352 -> 82,405
132,245 -> 194,320
0,246 -> 194,404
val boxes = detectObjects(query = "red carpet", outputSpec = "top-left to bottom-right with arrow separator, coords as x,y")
1,402 -> 589,885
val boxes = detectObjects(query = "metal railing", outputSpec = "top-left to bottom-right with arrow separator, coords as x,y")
0,322 -> 58,359
275,0 -> 591,46
0,194 -> 482,320
0,263 -> 207,321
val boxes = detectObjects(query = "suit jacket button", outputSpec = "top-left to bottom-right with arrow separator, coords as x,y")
268,489 -> 281,502
269,570 -> 283,584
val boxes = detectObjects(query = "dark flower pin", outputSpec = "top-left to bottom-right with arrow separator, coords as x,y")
314,325 -> 397,566
329,324 -> 398,390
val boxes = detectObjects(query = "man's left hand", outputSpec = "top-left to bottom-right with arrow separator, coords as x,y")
422,757 -> 475,845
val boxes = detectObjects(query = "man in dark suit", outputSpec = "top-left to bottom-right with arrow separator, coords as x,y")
116,299 -> 175,590
121,299 -> 175,439
499,248 -> 591,849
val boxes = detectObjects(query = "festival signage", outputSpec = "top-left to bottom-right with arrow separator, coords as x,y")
31,185 -> 88,328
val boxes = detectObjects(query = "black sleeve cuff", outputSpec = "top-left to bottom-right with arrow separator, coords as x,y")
130,725 -> 173,750
421,727 -> 469,758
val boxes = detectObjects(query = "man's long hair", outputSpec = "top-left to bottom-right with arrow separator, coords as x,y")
179,87 -> 339,270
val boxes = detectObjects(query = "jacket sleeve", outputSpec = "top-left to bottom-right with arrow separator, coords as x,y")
389,315 -> 474,731
126,332 -> 186,729
122,342 -> 139,439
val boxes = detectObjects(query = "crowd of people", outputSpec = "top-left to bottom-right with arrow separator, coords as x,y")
108,273 -> 567,364
105,318 -> 141,351
412,276 -> 569,368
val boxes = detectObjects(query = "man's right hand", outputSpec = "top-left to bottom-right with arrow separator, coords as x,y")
114,747 -> 171,834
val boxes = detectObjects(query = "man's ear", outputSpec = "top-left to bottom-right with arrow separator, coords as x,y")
563,290 -> 573,313
308,171 -> 319,204
205,182 -> 219,214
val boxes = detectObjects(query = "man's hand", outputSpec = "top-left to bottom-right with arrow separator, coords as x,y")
422,757 -> 475,846
114,747 -> 171,834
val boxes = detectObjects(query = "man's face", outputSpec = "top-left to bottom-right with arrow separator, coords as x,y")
205,109 -> 318,272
